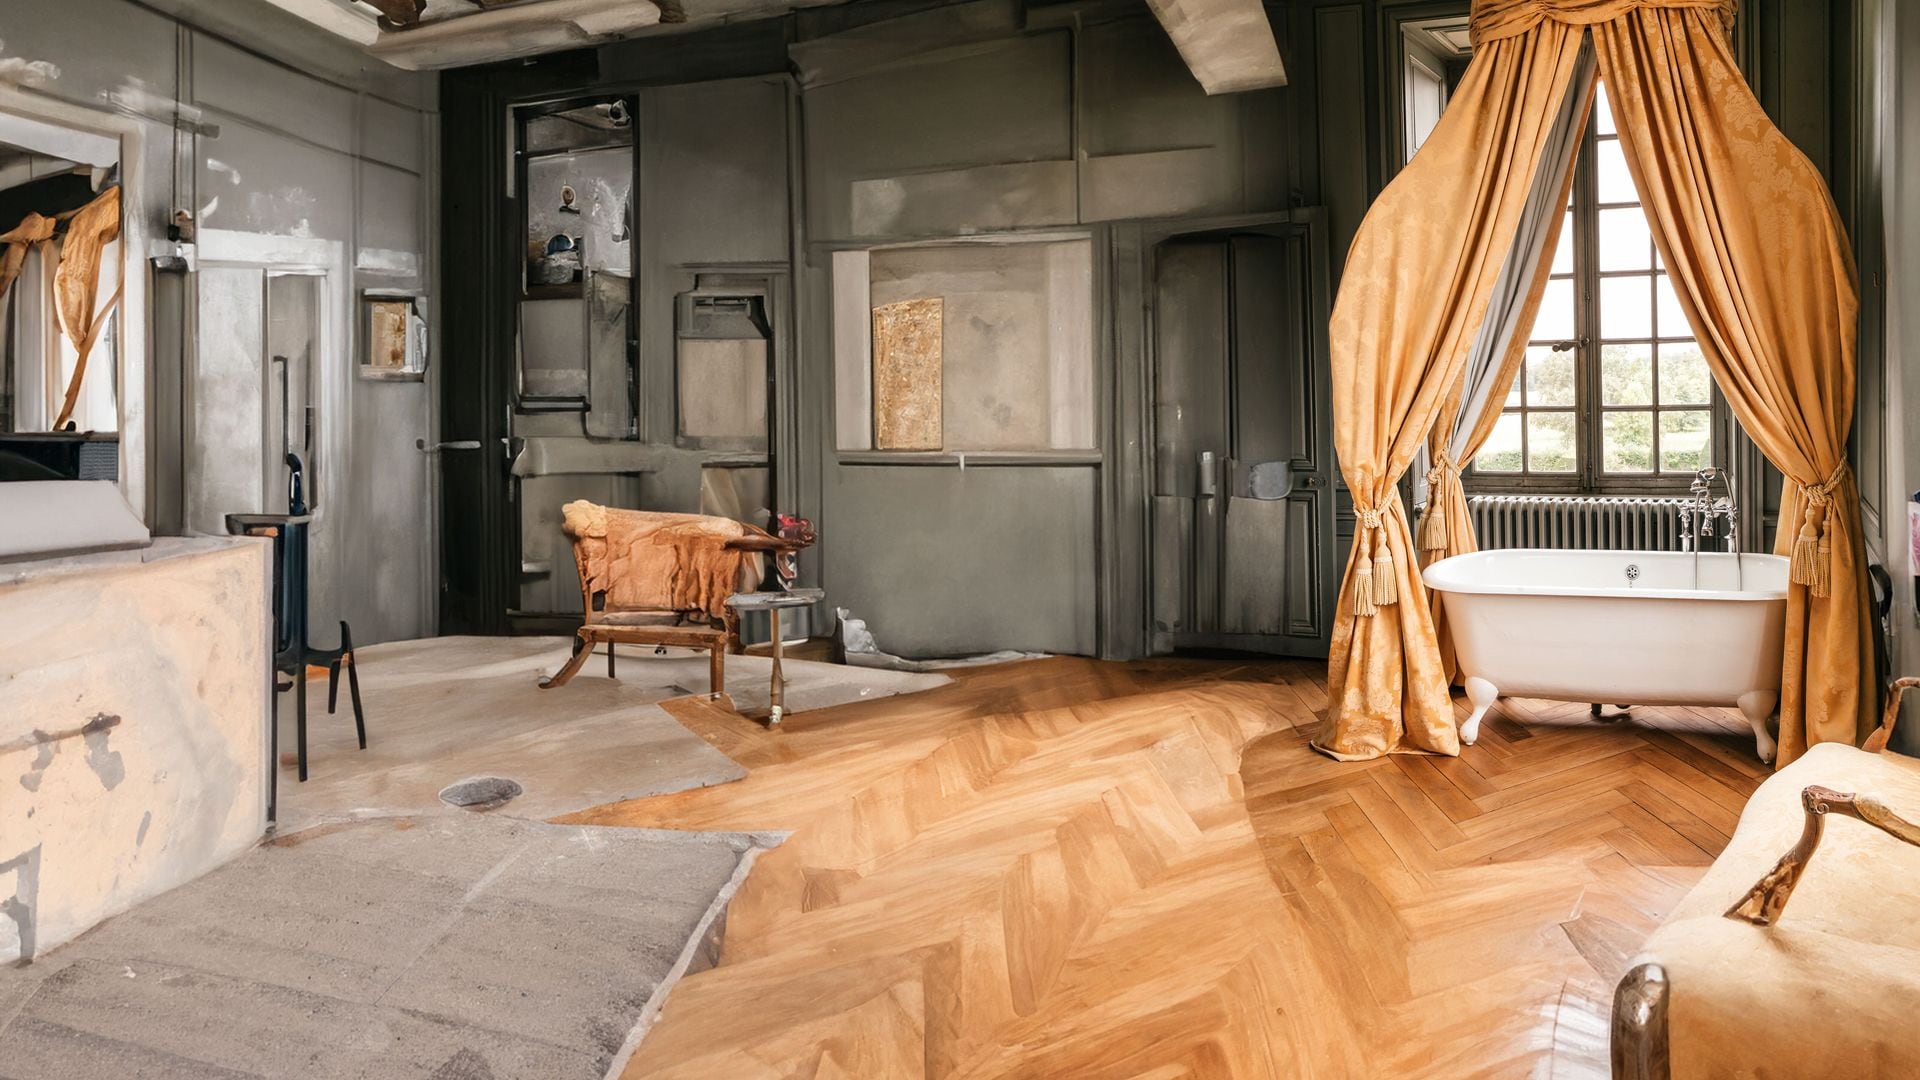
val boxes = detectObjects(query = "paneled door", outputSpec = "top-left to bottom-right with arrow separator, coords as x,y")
1149,222 -> 1335,657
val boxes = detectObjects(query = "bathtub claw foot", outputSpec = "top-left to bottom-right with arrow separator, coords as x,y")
1462,677 -> 1498,747
1738,690 -> 1779,764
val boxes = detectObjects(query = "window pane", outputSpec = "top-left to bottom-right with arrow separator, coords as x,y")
1599,275 -> 1654,339
1527,412 -> 1577,472
1550,211 -> 1574,276
1654,274 -> 1690,338
1526,345 -> 1576,407
1505,370 -> 1523,407
1596,138 -> 1636,203
1532,278 -> 1575,343
1603,411 -> 1655,473
1659,342 -> 1712,405
1476,412 -> 1524,472
1597,206 -> 1653,271
1659,409 -> 1712,473
1595,82 -> 1616,136
1600,343 -> 1653,406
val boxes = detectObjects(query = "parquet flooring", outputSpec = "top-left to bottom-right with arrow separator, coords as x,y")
560,656 -> 1767,1079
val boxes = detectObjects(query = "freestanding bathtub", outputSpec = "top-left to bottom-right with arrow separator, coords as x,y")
1423,549 -> 1789,762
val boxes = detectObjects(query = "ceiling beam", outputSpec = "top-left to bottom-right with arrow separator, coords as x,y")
366,0 -> 665,69
1144,0 -> 1287,95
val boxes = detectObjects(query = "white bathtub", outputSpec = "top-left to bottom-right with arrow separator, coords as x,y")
1423,549 -> 1789,761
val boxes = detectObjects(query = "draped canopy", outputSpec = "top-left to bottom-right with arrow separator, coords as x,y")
1316,0 -> 1873,767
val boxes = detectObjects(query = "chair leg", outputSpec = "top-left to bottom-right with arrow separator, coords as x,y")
341,621 -> 366,751
710,644 -> 725,698
296,666 -> 309,783
607,641 -> 617,679
540,633 -> 596,689
327,659 -> 341,715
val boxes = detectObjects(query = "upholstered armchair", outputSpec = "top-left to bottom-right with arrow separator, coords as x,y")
1612,678 -> 1920,1079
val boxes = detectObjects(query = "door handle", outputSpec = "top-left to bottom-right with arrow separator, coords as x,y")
415,439 -> 482,452
1197,450 -> 1217,498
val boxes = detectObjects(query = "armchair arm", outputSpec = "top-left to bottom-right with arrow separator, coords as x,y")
1861,676 -> 1920,754
1726,784 -> 1920,926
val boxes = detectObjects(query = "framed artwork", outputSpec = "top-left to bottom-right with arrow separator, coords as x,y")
359,292 -> 428,380
871,297 -> 942,450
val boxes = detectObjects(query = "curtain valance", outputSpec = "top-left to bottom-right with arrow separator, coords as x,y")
1471,0 -> 1734,45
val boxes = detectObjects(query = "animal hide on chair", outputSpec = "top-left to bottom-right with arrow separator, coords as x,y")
560,502 -> 766,620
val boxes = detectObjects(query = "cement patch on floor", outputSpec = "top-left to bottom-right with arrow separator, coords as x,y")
0,814 -> 780,1080
275,636 -> 947,834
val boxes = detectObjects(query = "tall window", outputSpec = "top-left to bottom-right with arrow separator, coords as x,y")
1472,83 -> 1718,489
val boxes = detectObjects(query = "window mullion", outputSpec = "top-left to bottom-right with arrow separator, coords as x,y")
1574,109 -> 1600,494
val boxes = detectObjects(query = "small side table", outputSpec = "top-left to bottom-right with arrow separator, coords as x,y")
725,588 -> 825,726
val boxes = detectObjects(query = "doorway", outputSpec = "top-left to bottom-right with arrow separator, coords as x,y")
1148,219 -> 1335,657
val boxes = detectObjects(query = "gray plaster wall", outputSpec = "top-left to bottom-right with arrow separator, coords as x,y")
0,1 -> 438,646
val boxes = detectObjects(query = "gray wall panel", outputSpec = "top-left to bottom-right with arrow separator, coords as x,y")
823,465 -> 1098,657
803,32 -> 1073,242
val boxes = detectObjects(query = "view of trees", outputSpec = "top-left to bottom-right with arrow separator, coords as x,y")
1475,343 -> 1712,474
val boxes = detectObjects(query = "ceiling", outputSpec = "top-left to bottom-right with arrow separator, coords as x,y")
265,0 -> 1286,94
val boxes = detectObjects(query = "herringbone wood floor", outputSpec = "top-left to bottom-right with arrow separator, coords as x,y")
560,656 -> 1767,1079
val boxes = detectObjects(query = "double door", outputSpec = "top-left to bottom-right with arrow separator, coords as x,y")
1149,226 -> 1335,657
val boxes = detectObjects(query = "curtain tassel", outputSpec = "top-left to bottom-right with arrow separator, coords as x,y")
1372,540 -> 1398,606
1354,508 -> 1396,613
1417,506 -> 1448,554
1418,455 -> 1456,557
1789,463 -> 1846,599
1352,518 -> 1377,617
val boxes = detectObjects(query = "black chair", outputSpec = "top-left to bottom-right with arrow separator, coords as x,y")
228,453 -> 366,790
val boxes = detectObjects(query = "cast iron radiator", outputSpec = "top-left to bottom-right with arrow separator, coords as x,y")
1467,494 -> 1691,552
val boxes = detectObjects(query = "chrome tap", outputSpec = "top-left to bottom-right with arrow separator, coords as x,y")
1682,466 -> 1737,553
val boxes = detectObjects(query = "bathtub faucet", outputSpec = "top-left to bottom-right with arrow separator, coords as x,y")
1682,466 -> 1738,553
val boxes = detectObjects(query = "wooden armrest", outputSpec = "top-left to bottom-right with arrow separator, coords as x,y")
1862,675 -> 1920,754
1726,784 -> 1920,926
725,535 -> 809,553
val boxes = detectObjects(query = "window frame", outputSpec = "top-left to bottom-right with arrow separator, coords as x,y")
1465,85 -> 1731,496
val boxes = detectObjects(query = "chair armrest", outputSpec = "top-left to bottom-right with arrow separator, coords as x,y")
1862,676 -> 1920,754
724,535 -> 808,554
1726,784 -> 1920,926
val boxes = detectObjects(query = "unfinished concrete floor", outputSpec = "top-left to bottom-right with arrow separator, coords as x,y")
276,635 -> 947,833
0,813 -> 778,1079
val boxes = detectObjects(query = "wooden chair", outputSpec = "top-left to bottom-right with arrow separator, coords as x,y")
537,505 -> 804,696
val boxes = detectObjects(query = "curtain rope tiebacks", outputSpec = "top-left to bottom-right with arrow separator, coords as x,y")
1418,453 -> 1458,554
1353,507 -> 1398,616
1790,461 -> 1850,599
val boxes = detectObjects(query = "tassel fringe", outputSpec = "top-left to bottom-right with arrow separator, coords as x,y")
1417,508 -> 1448,554
1372,548 -> 1398,607
1353,563 -> 1376,616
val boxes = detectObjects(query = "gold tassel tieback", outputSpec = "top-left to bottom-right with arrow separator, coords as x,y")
1417,452 -> 1458,555
1789,461 -> 1848,599
1353,507 -> 1398,616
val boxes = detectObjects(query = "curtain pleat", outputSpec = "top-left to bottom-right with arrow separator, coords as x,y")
1420,46 -> 1596,683
1595,8 -> 1873,762
1315,21 -> 1590,760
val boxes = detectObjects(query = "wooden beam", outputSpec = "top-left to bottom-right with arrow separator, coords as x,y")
1145,0 -> 1287,95
366,0 -> 664,69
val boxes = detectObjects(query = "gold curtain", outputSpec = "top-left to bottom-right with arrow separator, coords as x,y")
51,186 -> 124,431
1314,21 -> 1591,760
0,187 -> 123,432
1594,8 -> 1872,762
1418,98 -> 1588,683
0,212 -> 57,307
